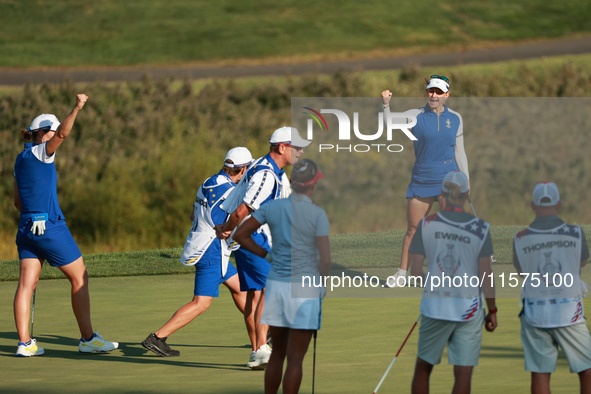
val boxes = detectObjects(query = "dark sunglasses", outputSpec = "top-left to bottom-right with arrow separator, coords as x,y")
430,74 -> 449,82
281,144 -> 304,152
27,126 -> 52,134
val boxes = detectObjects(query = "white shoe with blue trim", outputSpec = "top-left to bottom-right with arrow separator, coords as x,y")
16,339 -> 45,357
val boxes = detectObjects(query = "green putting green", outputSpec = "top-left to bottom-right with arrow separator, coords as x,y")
0,272 -> 587,393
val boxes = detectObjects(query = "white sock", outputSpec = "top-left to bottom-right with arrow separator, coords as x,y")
398,269 -> 407,276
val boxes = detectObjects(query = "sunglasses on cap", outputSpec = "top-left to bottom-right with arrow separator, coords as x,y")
27,126 -> 52,134
429,74 -> 449,82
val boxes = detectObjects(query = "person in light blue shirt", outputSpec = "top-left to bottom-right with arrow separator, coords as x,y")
234,159 -> 331,394
13,94 -> 118,357
382,75 -> 470,286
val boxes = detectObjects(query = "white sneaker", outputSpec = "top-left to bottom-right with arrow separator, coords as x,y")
79,332 -> 119,353
385,269 -> 406,288
246,351 -> 257,368
16,339 -> 45,357
247,344 -> 272,370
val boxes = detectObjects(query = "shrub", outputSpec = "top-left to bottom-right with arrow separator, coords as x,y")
1,61 -> 590,259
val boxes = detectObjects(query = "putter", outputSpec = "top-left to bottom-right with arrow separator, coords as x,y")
31,287 -> 36,338
312,330 -> 317,394
467,196 -> 495,261
372,314 -> 421,394
467,195 -> 477,217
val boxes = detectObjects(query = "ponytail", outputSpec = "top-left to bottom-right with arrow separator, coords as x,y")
21,129 -> 33,141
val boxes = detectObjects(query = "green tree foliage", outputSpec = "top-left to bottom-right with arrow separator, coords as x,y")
1,62 -> 590,258
0,72 -> 363,255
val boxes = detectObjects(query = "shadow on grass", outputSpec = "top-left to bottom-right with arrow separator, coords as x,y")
331,262 -> 395,287
480,344 -> 567,360
480,345 -> 524,359
175,342 -> 252,349
0,332 -> 248,370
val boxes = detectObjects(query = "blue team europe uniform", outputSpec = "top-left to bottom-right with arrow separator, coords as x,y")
221,153 -> 288,291
15,142 -> 81,266
407,105 -> 463,198
180,170 -> 238,297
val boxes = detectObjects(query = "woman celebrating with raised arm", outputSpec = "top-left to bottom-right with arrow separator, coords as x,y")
382,75 -> 469,286
13,94 -> 118,356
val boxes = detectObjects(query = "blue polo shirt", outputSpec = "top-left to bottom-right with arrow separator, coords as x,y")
412,105 -> 463,163
14,142 -> 65,227
253,193 -> 330,282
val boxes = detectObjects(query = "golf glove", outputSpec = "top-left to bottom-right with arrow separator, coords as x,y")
30,213 -> 48,236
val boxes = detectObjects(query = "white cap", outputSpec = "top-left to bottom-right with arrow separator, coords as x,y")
28,114 -> 60,132
442,171 -> 469,193
269,126 -> 311,148
224,147 -> 253,168
532,182 -> 560,207
425,78 -> 449,93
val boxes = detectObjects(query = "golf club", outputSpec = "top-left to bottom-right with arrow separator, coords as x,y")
467,195 -> 477,217
312,330 -> 317,394
467,196 -> 496,262
31,287 -> 36,338
372,314 -> 421,394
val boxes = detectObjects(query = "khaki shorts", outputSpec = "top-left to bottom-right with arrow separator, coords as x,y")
521,316 -> 591,373
417,313 -> 484,367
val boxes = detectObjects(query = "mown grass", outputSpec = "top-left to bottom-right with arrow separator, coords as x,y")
3,225 -> 589,282
0,0 -> 589,68
0,274 -> 588,392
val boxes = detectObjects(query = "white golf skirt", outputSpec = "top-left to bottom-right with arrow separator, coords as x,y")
261,279 -> 322,330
